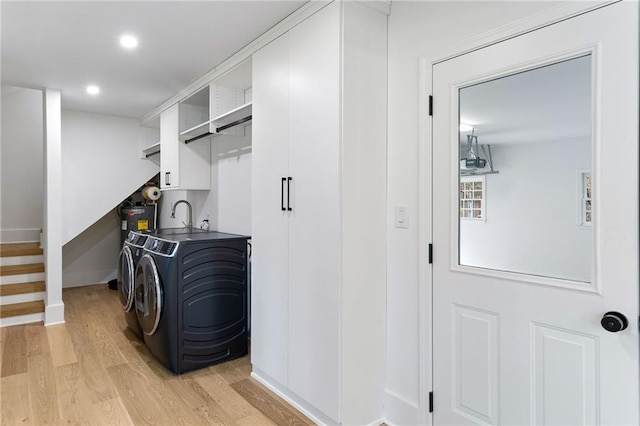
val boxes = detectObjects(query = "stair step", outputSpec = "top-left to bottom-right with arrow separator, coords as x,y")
0,263 -> 45,276
0,300 -> 45,318
0,242 -> 42,257
0,281 -> 45,296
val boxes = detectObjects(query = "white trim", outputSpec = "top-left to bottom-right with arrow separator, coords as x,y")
44,302 -> 64,325
0,255 -> 44,266
418,1 -> 614,424
140,0 -> 332,125
426,1 -> 614,66
0,273 -> 46,285
0,292 -> 45,305
417,56 -> 432,426
0,228 -> 41,243
251,369 -> 334,426
354,0 -> 390,16
384,389 -> 422,425
0,312 -> 44,327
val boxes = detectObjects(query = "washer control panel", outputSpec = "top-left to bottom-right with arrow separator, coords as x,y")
145,237 -> 178,257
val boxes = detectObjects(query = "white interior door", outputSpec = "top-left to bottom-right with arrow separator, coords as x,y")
432,3 -> 638,425
251,31 -> 291,386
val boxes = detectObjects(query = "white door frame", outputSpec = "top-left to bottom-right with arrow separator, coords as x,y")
417,1 -> 614,422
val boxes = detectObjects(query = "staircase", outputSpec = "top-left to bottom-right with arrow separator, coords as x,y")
0,242 -> 46,326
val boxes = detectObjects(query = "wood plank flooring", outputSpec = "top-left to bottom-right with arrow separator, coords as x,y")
0,285 -> 315,425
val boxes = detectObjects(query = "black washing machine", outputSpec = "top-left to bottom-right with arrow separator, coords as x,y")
134,231 -> 250,374
117,231 -> 150,339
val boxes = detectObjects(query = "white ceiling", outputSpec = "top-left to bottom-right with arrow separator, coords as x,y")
1,1 -> 306,119
460,55 -> 591,145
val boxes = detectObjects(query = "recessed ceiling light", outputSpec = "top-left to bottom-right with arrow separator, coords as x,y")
120,34 -> 138,49
86,85 -> 100,95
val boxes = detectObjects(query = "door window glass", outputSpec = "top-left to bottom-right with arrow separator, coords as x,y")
458,55 -> 592,282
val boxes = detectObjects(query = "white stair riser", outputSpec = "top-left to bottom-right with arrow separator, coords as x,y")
0,255 -> 44,266
0,312 -> 44,327
0,273 -> 46,285
0,291 -> 45,305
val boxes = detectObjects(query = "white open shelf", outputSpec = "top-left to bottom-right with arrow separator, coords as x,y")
211,102 -> 252,128
179,121 -> 210,141
142,141 -> 161,156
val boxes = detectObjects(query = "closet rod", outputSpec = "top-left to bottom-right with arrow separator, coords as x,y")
184,115 -> 253,145
145,150 -> 161,158
216,115 -> 252,133
184,132 -> 214,145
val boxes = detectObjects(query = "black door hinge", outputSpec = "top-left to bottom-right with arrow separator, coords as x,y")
429,391 -> 434,412
428,244 -> 433,264
428,95 -> 433,116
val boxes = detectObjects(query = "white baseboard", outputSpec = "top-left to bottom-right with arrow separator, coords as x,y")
0,291 -> 45,305
251,368 -> 336,426
45,302 -> 65,325
0,228 -> 41,243
62,269 -> 116,288
384,389 -> 423,426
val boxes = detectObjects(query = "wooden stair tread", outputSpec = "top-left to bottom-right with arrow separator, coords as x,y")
0,281 -> 46,296
0,263 -> 45,276
0,300 -> 44,318
0,242 -> 43,257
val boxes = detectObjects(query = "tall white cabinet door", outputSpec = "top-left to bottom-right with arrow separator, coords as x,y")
160,104 -> 180,189
287,3 -> 341,422
251,31 -> 291,387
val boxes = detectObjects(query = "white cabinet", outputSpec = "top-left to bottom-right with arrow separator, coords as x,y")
251,2 -> 388,424
160,103 -> 210,190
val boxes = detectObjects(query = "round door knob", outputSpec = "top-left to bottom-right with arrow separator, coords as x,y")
601,311 -> 628,333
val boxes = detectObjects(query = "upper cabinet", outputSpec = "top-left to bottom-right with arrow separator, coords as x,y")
160,103 -> 210,190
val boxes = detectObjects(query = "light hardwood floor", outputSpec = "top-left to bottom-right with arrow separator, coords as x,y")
0,285 -> 314,425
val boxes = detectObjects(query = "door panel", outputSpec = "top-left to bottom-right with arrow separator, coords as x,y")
432,3 -> 638,424
452,305 -> 499,425
251,32 -> 291,386
287,2 -> 341,421
532,323 -> 597,425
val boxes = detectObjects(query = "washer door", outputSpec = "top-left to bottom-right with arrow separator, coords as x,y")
135,254 -> 162,335
117,246 -> 135,312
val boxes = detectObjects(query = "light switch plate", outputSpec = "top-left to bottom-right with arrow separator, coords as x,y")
395,206 -> 409,229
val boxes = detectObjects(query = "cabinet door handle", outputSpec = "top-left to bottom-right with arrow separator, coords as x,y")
287,177 -> 292,211
281,177 -> 286,211
165,172 -> 171,186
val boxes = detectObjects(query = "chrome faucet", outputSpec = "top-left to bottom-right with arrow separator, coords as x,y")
170,200 -> 193,229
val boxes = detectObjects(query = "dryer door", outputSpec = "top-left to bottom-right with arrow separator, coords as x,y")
135,254 -> 163,335
117,246 -> 135,312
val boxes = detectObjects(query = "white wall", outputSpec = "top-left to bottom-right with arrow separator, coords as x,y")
156,128 -> 251,236
63,210 -> 120,288
61,110 -> 159,244
1,87 -> 43,242
386,2 -> 563,423
201,126 -> 252,236
461,138 -> 591,282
